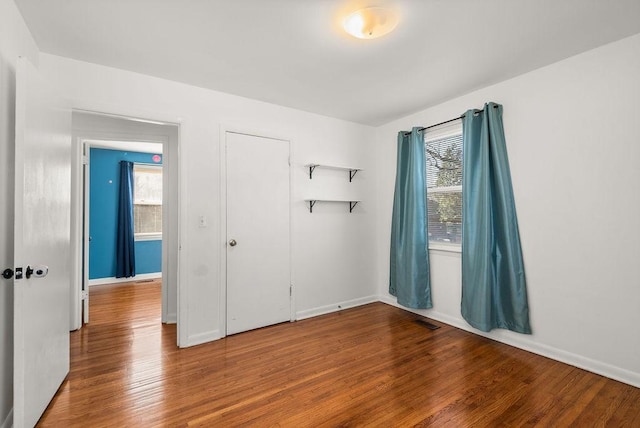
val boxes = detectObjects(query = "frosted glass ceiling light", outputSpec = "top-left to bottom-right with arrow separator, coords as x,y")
343,7 -> 398,39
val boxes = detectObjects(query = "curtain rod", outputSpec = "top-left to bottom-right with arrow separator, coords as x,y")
405,104 -> 500,135
402,116 -> 461,136
417,116 -> 462,132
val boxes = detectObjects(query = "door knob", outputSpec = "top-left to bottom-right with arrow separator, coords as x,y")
229,239 -> 237,247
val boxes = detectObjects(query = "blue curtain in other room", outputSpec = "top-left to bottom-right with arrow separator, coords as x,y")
461,103 -> 530,334
116,161 -> 136,278
389,127 -> 432,309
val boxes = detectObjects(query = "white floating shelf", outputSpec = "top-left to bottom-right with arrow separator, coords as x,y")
304,164 -> 363,181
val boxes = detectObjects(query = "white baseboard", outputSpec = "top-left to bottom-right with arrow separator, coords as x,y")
164,312 -> 177,324
181,297 -> 377,347
379,295 -> 640,389
296,295 -> 378,321
89,272 -> 161,286
1,408 -> 12,428
185,330 -> 221,347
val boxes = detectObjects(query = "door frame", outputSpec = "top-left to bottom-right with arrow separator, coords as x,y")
70,110 -> 183,342
79,138 -> 167,320
218,126 -> 296,337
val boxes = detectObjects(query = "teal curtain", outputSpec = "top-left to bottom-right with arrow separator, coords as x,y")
389,127 -> 432,309
461,103 -> 531,334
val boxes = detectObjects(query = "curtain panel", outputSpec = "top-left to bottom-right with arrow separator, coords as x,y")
461,103 -> 531,334
116,160 -> 136,278
389,127 -> 432,309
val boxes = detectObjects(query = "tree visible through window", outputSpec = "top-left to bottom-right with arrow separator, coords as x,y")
133,164 -> 162,240
425,124 -> 462,247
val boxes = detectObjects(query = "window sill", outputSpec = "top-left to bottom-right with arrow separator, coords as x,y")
135,233 -> 162,242
428,243 -> 461,253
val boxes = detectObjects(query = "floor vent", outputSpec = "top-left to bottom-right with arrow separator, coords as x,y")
414,319 -> 440,330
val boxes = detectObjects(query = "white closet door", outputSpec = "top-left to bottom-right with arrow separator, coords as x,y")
226,132 -> 290,335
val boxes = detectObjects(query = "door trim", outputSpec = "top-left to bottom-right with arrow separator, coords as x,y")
70,110 -> 182,338
218,125 -> 295,338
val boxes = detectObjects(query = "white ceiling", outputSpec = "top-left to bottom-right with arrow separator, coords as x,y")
15,0 -> 640,126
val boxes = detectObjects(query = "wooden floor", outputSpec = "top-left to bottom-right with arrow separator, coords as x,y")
38,282 -> 640,427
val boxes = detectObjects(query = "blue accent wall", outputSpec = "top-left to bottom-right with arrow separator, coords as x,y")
89,148 -> 163,279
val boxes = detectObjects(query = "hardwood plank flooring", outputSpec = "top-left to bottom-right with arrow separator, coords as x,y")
38,281 -> 640,427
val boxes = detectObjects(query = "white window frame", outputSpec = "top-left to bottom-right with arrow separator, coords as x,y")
425,121 -> 463,253
133,163 -> 163,241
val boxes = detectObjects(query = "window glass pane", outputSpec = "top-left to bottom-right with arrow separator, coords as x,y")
134,204 -> 162,234
426,134 -> 462,188
427,192 -> 462,244
133,165 -> 162,235
425,129 -> 463,246
134,166 -> 162,205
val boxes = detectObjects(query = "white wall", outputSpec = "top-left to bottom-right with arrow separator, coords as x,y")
0,0 -> 40,423
39,54 -> 379,346
375,34 -> 640,387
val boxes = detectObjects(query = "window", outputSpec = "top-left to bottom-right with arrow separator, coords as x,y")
133,164 -> 162,240
425,122 -> 463,249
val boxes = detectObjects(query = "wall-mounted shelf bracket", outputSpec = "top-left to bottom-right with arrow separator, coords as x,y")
308,164 -> 318,179
349,169 -> 359,182
305,199 -> 360,213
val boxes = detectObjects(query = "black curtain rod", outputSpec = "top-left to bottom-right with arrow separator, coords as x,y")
417,116 -> 462,132
405,104 -> 500,135
402,116 -> 461,136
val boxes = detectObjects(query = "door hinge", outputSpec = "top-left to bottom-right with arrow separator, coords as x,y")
81,290 -> 88,300
82,155 -> 88,165
289,284 -> 293,297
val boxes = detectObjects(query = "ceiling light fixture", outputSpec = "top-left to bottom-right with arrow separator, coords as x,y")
342,7 -> 399,40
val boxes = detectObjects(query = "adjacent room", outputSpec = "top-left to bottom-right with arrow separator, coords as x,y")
0,0 -> 638,426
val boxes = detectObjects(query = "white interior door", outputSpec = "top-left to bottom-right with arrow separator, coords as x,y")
13,57 -> 71,427
226,132 -> 290,335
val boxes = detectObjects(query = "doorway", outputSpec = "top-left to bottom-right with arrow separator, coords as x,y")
223,131 -> 292,335
70,111 -> 179,333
